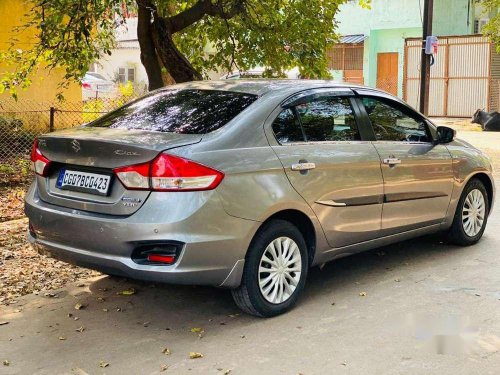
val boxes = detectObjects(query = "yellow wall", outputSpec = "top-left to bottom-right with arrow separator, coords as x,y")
0,0 -> 81,103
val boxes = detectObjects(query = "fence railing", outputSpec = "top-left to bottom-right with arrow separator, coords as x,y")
0,96 -> 138,186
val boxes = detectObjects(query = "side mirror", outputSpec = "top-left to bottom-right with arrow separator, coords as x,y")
435,126 -> 455,144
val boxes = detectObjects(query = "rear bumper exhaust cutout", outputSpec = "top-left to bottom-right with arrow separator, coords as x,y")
131,241 -> 184,265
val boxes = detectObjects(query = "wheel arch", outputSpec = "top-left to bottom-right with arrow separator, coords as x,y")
257,209 -> 317,267
468,172 -> 495,212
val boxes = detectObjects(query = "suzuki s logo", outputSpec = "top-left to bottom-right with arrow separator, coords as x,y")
71,139 -> 81,153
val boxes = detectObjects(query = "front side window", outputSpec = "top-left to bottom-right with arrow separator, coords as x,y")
271,96 -> 360,143
361,97 -> 430,142
87,89 -> 257,134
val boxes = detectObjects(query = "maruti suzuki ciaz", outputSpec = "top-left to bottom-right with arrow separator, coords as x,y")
26,80 -> 495,317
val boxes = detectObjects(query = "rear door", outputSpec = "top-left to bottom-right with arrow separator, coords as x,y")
356,93 -> 454,235
267,89 -> 384,248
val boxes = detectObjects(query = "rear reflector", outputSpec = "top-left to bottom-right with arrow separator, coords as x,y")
131,242 -> 183,265
147,254 -> 176,264
114,153 -> 224,192
30,139 -> 51,176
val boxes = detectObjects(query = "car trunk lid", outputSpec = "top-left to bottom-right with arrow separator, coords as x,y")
36,127 -> 202,215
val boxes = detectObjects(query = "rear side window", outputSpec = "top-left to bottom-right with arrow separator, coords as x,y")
87,89 -> 257,134
271,96 -> 361,143
361,97 -> 430,142
272,109 -> 305,143
297,97 -> 360,142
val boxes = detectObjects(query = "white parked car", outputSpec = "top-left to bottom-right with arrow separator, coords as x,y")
82,72 -> 117,101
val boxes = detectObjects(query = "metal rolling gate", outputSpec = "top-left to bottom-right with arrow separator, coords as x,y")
404,35 -> 498,117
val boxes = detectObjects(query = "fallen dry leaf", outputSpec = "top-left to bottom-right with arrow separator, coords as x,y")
189,352 -> 203,359
223,370 -> 232,375
190,327 -> 203,333
76,326 -> 85,333
0,321 -> 8,326
3,360 -> 9,366
116,288 -> 136,296
359,292 -> 367,297
160,364 -> 169,372
58,336 -> 66,340
162,348 -> 171,355
74,302 -> 87,310
98,361 -> 109,368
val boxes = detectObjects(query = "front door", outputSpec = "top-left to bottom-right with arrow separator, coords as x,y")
267,89 -> 384,248
358,95 -> 454,235
377,52 -> 399,96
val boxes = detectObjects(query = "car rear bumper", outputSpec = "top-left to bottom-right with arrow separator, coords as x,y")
25,183 -> 257,288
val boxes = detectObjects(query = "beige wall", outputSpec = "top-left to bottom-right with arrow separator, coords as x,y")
0,0 -> 82,103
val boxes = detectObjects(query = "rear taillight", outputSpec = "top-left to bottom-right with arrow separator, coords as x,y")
82,82 -> 91,89
30,139 -> 51,176
113,153 -> 224,192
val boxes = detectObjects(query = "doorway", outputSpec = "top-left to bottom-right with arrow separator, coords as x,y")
377,52 -> 399,96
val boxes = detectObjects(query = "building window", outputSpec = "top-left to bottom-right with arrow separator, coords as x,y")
118,67 -> 136,83
475,19 -> 489,34
326,44 -> 364,71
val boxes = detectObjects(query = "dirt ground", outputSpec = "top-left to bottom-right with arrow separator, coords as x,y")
0,121 -> 499,374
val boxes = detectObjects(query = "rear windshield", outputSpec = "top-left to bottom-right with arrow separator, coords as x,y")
87,89 -> 258,134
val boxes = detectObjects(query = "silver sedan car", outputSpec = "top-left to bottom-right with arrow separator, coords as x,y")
26,80 -> 495,317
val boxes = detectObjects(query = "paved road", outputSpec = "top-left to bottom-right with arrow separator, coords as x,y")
1,130 -> 500,375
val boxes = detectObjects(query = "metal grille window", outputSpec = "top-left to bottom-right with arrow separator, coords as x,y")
326,44 -> 364,71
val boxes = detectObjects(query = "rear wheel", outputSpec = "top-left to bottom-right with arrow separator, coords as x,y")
231,220 -> 308,317
447,178 -> 489,246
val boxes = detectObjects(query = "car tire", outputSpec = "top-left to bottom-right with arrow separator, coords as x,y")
231,219 -> 308,317
447,178 -> 490,246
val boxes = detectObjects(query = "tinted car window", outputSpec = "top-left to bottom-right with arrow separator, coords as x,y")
361,97 -> 430,142
272,109 -> 305,143
87,89 -> 257,134
296,97 -> 360,142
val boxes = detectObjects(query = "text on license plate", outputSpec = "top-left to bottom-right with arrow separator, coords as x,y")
56,169 -> 111,195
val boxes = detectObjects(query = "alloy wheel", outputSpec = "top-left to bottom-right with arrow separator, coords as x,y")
462,189 -> 486,237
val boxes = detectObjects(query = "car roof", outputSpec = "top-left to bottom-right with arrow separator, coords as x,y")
166,79 -> 370,97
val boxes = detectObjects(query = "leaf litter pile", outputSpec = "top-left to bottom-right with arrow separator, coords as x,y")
0,218 -> 99,306
0,187 -> 26,223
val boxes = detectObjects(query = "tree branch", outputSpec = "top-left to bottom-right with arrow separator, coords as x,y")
167,0 -> 245,34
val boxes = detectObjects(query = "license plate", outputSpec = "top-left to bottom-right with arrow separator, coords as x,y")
56,169 -> 111,195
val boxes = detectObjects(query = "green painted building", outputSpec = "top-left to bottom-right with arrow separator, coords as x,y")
331,0 -> 485,98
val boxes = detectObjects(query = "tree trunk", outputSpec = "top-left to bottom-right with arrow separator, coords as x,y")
137,0 -> 164,90
151,18 -> 202,83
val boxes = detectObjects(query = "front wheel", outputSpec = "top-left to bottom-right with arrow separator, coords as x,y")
447,178 -> 490,246
231,220 -> 308,317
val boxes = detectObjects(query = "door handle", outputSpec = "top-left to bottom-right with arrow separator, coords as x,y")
291,162 -> 316,171
383,158 -> 401,165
